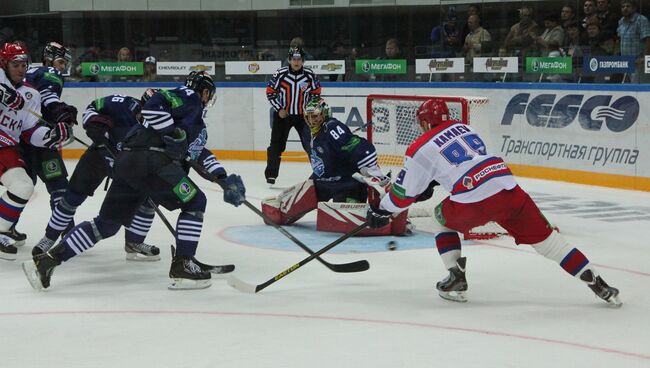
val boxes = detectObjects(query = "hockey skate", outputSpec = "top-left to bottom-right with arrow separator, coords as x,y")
1,224 -> 26,247
125,242 -> 161,261
22,243 -> 64,290
0,234 -> 17,261
168,256 -> 212,290
580,269 -> 622,307
266,177 -> 276,186
436,257 -> 468,303
32,236 -> 56,257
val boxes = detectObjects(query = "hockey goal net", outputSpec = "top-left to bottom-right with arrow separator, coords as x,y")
366,94 -> 506,240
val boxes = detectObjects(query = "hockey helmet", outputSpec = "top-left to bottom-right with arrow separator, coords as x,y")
185,71 -> 216,108
416,98 -> 450,132
0,42 -> 29,69
42,42 -> 72,72
304,97 -> 332,135
287,46 -> 305,60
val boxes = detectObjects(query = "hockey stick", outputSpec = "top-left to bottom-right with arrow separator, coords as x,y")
185,158 -> 370,273
227,221 -> 368,293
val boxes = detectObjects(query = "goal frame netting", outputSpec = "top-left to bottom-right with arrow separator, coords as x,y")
365,94 -> 507,240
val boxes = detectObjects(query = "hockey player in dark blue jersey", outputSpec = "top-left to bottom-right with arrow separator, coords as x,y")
23,71 -> 246,291
261,97 -> 408,236
32,90 -> 163,261
17,42 -> 76,244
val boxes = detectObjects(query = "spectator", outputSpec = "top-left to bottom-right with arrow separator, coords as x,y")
140,56 -> 157,82
561,4 -> 578,28
563,21 -> 584,82
431,7 -> 463,58
503,6 -> 540,59
617,0 -> 650,83
582,0 -> 599,29
537,13 -> 565,56
462,4 -> 482,38
597,0 -> 620,42
586,21 -> 615,55
463,14 -> 492,62
116,47 -> 133,62
376,38 -> 407,81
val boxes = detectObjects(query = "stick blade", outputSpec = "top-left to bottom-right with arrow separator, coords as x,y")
331,260 -> 370,273
227,275 -> 259,294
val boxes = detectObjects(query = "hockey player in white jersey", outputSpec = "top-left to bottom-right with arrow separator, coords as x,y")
365,98 -> 621,306
0,43 -> 72,260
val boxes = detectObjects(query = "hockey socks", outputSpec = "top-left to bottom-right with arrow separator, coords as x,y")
58,217 -> 120,262
125,202 -> 155,244
435,232 -> 462,270
45,191 -> 86,241
532,230 -> 590,278
0,191 -> 28,231
175,211 -> 203,258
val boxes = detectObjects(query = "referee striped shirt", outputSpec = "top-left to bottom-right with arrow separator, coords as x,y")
266,66 -> 321,115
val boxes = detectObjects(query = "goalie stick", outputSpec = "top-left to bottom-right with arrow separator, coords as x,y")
227,222 -> 368,293
186,158 -> 370,274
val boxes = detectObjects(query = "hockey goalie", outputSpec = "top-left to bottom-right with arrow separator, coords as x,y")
262,97 -> 408,236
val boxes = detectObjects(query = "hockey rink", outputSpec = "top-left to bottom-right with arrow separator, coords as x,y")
1,159 -> 649,368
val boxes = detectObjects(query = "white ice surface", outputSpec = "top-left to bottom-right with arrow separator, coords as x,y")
1,160 -> 649,368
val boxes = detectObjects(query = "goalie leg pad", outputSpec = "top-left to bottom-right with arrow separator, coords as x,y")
316,202 -> 409,236
261,180 -> 317,225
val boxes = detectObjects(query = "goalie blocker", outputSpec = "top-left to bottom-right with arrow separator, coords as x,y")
261,179 -> 408,236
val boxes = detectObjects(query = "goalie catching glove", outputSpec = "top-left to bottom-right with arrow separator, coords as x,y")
0,82 -> 24,111
42,122 -> 73,149
223,174 -> 246,207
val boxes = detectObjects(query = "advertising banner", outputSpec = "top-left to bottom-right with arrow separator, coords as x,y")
224,61 -> 280,75
583,56 -> 636,74
525,57 -> 572,74
303,60 -> 346,75
156,61 -> 216,75
472,57 -> 518,73
646,55 -> 650,73
355,59 -> 407,74
415,58 -> 465,73
81,62 -> 143,76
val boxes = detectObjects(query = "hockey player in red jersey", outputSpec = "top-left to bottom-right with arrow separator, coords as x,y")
366,98 -> 621,306
0,43 -> 72,260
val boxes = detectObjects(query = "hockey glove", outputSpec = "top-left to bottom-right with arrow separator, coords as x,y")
415,180 -> 440,203
0,82 -> 25,111
50,102 -> 78,125
366,205 -> 392,229
223,174 -> 246,207
43,122 -> 73,149
85,114 -> 113,145
162,128 -> 188,161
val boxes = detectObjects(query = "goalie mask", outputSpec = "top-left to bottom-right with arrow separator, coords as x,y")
304,97 -> 332,135
416,98 -> 450,133
42,42 -> 72,74
185,71 -> 216,108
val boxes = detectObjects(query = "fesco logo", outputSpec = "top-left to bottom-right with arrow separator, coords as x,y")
501,93 -> 639,132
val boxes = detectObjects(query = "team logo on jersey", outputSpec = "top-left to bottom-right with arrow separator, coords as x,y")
310,151 -> 325,177
173,177 -> 198,203
188,128 -> 208,160
42,159 -> 63,180
462,176 -> 474,190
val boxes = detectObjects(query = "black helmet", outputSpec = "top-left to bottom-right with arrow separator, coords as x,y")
287,46 -> 305,60
42,42 -> 71,65
185,71 -> 216,107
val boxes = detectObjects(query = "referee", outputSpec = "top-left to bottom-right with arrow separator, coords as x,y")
265,46 -> 321,185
